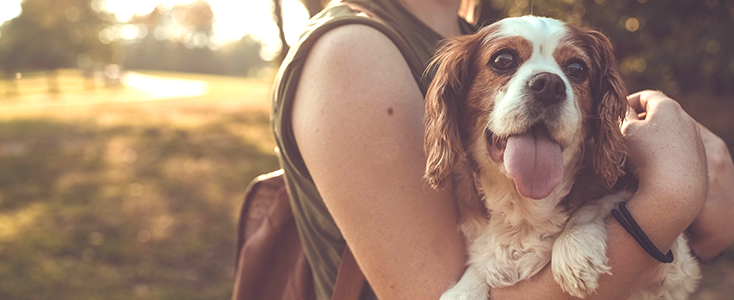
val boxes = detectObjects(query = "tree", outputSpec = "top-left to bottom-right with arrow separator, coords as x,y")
270,0 -> 327,63
172,0 -> 214,34
123,2 -> 266,76
0,0 -> 118,92
271,0 -> 290,63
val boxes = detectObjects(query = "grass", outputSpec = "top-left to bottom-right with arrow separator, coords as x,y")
0,70 -> 279,299
0,69 -> 733,299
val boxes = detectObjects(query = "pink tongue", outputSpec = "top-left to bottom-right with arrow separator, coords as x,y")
503,128 -> 563,199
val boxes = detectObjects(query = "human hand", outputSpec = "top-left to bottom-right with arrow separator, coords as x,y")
621,91 -> 708,203
687,124 -> 734,260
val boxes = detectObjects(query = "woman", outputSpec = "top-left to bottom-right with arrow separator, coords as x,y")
271,0 -> 734,298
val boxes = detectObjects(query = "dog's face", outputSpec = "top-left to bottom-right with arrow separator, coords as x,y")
425,16 -> 627,200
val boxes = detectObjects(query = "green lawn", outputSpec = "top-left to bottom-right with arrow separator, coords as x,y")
0,70 -> 732,299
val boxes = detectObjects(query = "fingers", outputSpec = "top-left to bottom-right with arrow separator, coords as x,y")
623,90 -> 662,126
626,92 -> 644,113
622,106 -> 639,129
625,91 -> 661,114
625,106 -> 639,121
627,90 -> 682,120
627,90 -> 669,113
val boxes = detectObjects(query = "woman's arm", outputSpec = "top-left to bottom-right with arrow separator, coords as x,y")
687,123 -> 734,260
291,25 -> 467,299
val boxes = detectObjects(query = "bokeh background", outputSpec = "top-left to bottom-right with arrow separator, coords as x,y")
0,0 -> 732,299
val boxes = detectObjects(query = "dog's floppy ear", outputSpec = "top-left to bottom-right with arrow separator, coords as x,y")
424,35 -> 481,189
580,29 -> 628,188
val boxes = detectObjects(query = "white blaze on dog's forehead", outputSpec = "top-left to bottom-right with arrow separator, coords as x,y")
495,16 -> 568,55
480,24 -> 504,45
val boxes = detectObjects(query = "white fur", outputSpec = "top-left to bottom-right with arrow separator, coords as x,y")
488,17 -> 581,149
441,16 -> 699,300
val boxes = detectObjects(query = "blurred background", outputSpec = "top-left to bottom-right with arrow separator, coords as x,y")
0,0 -> 731,299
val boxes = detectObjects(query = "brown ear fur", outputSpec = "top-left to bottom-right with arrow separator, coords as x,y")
424,36 -> 481,189
579,29 -> 628,188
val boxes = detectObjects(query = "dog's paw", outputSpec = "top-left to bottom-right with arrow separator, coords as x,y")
440,286 -> 488,300
440,266 -> 489,300
551,225 -> 611,298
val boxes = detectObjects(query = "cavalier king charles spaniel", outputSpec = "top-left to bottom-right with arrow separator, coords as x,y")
425,16 -> 700,299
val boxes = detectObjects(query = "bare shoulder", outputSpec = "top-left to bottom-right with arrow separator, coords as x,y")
293,24 -> 421,113
292,23 -> 425,164
302,23 -> 413,80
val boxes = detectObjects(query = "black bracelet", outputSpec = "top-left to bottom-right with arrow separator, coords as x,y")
611,202 -> 674,263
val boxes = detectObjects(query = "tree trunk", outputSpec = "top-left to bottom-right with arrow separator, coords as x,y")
272,0 -> 291,63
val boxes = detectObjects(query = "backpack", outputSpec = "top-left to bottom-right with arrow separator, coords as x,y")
231,170 -> 365,300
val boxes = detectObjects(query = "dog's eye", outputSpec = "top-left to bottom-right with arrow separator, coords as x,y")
491,52 -> 517,70
566,61 -> 586,79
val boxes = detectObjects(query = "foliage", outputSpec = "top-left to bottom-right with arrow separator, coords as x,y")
122,2 -> 268,76
476,0 -> 734,96
0,0 -> 267,78
0,0 -> 118,73
124,34 -> 266,76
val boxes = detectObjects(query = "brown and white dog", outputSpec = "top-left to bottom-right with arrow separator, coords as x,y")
424,16 -> 700,299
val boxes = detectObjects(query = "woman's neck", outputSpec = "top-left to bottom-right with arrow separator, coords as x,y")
401,0 -> 463,37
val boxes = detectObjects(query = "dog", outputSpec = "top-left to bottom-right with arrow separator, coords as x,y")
424,16 -> 700,299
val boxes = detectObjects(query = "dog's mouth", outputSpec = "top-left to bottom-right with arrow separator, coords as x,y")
486,125 -> 564,200
485,130 -> 508,163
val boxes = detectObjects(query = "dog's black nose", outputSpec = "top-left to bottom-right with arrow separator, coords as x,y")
528,72 -> 566,107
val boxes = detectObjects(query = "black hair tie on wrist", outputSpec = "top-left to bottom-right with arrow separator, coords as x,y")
611,202 -> 674,263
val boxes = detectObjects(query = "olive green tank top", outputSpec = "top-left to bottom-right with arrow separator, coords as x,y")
271,1 -> 475,299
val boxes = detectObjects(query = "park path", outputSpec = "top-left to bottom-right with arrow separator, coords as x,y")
122,72 -> 208,100
0,71 -> 209,110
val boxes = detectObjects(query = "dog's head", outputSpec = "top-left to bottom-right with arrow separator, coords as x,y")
424,16 -> 627,200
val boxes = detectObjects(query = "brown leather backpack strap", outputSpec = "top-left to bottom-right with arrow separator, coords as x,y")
332,246 -> 365,300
